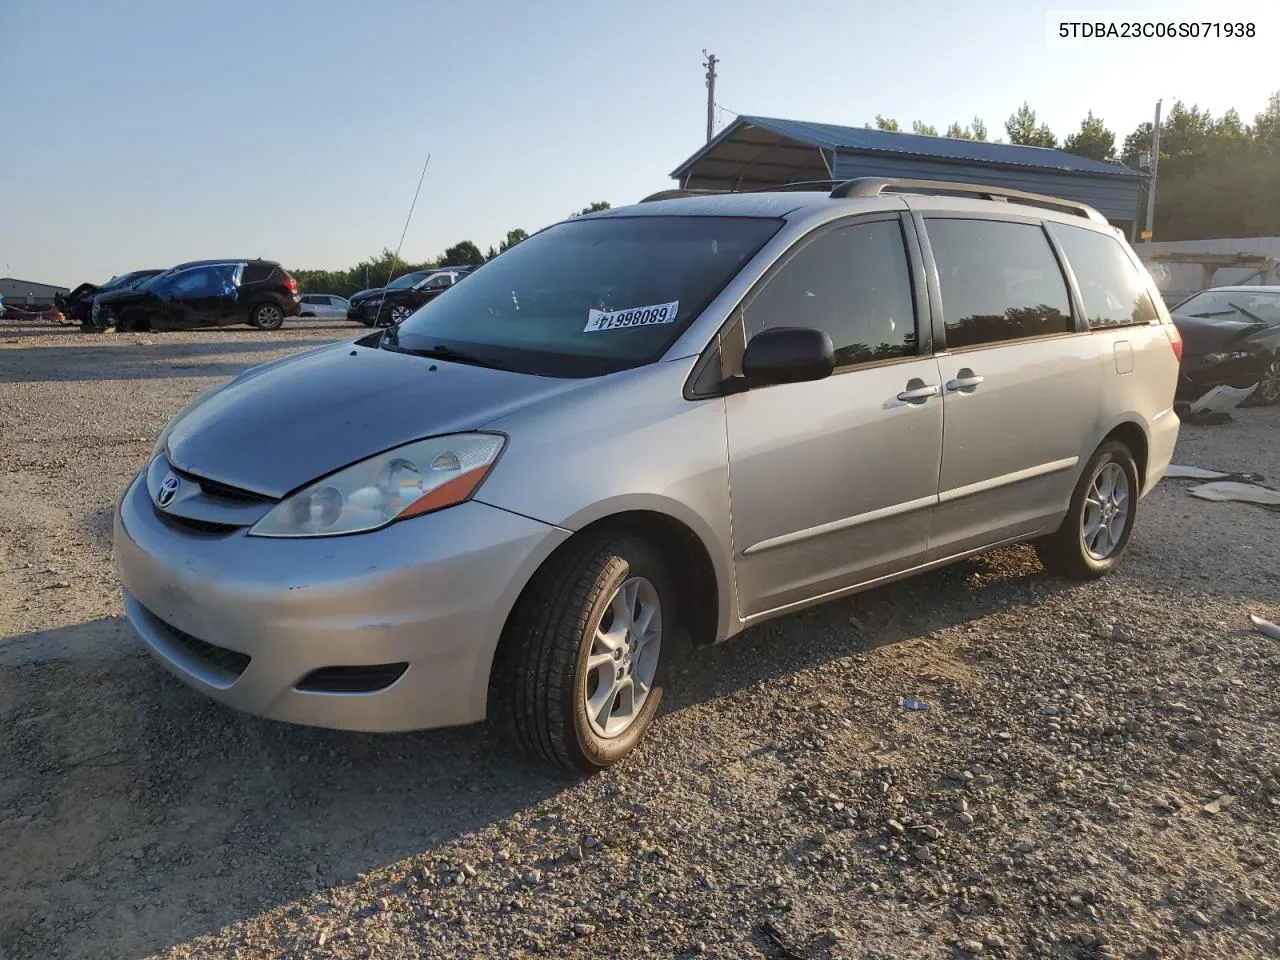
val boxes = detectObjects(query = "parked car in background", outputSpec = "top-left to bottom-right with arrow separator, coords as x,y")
92,259 -> 300,332
115,179 -> 1180,773
56,269 -> 165,327
298,293 -> 351,319
346,265 -> 474,326
1170,286 -> 1280,405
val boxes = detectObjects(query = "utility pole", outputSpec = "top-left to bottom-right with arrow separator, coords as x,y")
1144,99 -> 1162,242
703,50 -> 718,143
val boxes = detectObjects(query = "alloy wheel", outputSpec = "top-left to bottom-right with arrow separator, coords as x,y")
1082,461 -> 1129,560
582,576 -> 662,739
1257,359 -> 1280,405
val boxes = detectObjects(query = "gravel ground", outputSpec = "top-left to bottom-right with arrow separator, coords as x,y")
1,320 -> 1278,960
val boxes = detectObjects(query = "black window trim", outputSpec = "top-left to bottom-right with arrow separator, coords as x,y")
914,211 -> 1086,355
1045,220 -> 1161,331
684,211 -> 932,398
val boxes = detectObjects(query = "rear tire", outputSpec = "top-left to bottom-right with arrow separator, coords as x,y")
490,535 -> 674,774
251,302 -> 285,330
1034,440 -> 1140,580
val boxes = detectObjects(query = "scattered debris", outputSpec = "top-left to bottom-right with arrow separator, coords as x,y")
1165,464 -> 1266,483
1187,481 -> 1280,510
899,697 -> 931,712
1188,383 -> 1257,416
1248,614 -> 1280,641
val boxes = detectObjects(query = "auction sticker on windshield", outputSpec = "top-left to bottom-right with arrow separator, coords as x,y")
584,300 -> 680,332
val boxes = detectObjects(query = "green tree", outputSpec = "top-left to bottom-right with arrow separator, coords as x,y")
484,244 -> 499,261
1120,122 -> 1153,168
912,121 -> 938,136
1063,111 -> 1116,161
572,201 -> 612,217
440,241 -> 485,267
499,228 -> 529,253
873,114 -> 900,131
945,118 -> 988,141
1005,102 -> 1057,148
971,116 -> 988,141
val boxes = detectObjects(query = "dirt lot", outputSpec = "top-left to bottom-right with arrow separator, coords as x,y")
1,320 -> 1278,960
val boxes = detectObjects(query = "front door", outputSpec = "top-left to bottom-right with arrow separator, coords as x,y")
726,215 -> 944,619
918,215 -> 1103,559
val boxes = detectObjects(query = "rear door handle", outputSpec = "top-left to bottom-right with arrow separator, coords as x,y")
945,369 -> 984,393
896,379 -> 939,404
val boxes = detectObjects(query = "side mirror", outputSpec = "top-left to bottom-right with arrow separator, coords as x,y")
740,326 -> 835,386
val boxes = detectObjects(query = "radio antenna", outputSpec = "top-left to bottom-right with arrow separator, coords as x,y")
373,152 -> 431,328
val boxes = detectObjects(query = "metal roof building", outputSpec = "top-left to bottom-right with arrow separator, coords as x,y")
0,277 -> 71,309
670,115 -> 1145,237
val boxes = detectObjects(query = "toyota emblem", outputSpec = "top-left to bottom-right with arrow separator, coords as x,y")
157,472 -> 181,508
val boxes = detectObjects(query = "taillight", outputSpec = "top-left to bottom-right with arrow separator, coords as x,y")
1163,323 -> 1183,362
285,277 -> 298,294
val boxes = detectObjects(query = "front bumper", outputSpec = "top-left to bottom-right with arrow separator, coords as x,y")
113,468 -> 569,731
1175,353 -> 1268,401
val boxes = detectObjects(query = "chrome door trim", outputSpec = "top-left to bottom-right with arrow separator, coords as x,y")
741,493 -> 938,556
937,456 -> 1079,504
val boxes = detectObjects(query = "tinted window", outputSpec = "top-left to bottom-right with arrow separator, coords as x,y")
1051,224 -> 1158,328
927,218 -> 1072,349
241,263 -> 272,283
390,216 -> 781,378
155,264 -> 239,299
744,219 -> 917,366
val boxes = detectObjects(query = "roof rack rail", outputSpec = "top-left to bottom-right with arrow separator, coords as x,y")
639,188 -> 725,203
828,177 -> 1107,223
641,181 -> 842,203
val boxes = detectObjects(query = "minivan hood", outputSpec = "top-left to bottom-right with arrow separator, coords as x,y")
164,340 -> 588,498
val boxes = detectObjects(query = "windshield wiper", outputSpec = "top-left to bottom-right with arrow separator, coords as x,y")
1227,300 -> 1267,325
1188,309 -> 1237,318
384,339 -> 508,370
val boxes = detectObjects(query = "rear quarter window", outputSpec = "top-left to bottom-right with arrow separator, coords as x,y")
925,218 -> 1073,349
1050,223 -> 1158,328
241,263 -> 273,284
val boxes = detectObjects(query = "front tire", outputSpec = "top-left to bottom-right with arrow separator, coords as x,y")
491,535 -> 673,774
388,304 -> 413,325
1035,440 -> 1140,580
251,302 -> 285,330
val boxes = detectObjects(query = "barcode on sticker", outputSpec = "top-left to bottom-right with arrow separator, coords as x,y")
584,300 -> 680,332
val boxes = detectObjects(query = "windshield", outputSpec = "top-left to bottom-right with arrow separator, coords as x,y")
1177,290 -> 1280,325
386,271 -> 432,290
387,215 -> 782,377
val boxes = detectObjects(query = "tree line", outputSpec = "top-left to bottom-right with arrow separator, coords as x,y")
295,91 -> 1280,297
292,202 -> 611,297
871,92 -> 1280,240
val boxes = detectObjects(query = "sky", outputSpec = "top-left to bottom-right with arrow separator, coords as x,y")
2,0 -> 1276,286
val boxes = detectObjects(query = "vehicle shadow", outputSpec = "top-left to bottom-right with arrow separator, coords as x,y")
0,547 -> 1078,960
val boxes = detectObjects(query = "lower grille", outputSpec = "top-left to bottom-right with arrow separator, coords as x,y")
155,510 -> 239,535
149,614 -> 251,679
296,663 -> 408,694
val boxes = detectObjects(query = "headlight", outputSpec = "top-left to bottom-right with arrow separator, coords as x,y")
151,384 -> 227,460
249,433 -> 506,538
1203,351 -> 1251,364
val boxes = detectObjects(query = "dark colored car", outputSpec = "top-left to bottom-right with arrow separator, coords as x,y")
56,269 -> 165,327
346,266 -> 474,326
1170,286 -> 1280,405
92,260 -> 301,332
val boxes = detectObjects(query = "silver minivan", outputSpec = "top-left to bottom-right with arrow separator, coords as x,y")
114,178 -> 1182,772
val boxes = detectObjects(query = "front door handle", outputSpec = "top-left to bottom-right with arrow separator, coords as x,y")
945,368 -> 984,393
896,378 -> 940,404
